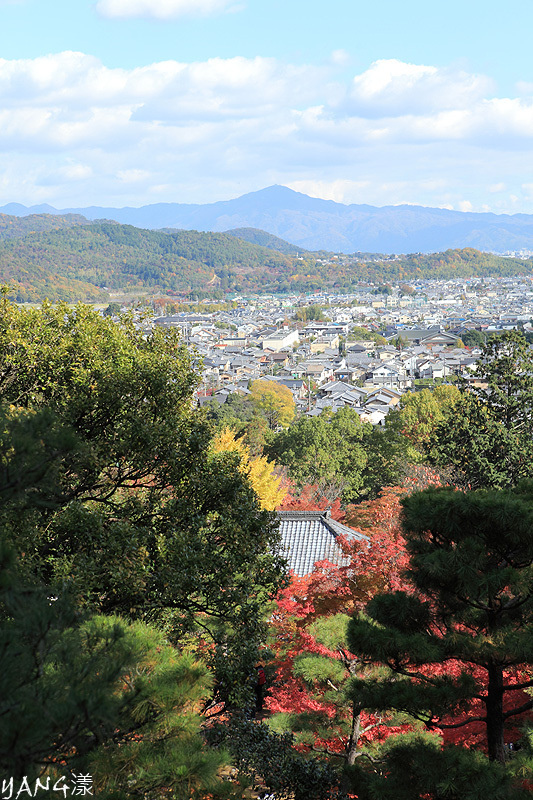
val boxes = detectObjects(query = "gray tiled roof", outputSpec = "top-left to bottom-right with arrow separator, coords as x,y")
277,511 -> 367,576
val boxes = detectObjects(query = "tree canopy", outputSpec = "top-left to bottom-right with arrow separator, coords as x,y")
430,330 -> 533,488
249,379 -> 296,430
267,406 -> 410,502
346,483 -> 533,793
211,427 -> 287,510
0,296 -> 288,791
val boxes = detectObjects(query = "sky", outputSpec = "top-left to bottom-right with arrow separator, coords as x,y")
0,0 -> 533,213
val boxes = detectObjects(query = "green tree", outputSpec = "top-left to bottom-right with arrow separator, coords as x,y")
294,304 -> 325,322
0,555 -> 227,798
461,329 -> 487,348
204,392 -> 270,454
0,297 -> 286,695
360,412 -> 416,497
430,330 -> 533,488
102,301 -> 121,316
268,407 -> 410,503
347,484 -> 533,788
349,734 -> 530,800
400,385 -> 461,458
392,334 -> 408,351
267,407 -> 367,501
0,403 -> 231,797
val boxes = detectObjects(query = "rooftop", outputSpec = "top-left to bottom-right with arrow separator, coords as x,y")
277,510 -> 366,576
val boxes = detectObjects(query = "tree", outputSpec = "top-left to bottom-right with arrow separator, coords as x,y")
268,407 -> 411,503
399,385 -> 461,458
430,330 -> 533,488
0,402 -> 231,797
265,485 -> 437,790
103,301 -> 121,316
249,379 -> 295,430
204,394 -> 271,456
348,734 -> 531,800
461,329 -> 487,348
267,407 -> 366,501
212,427 -> 287,510
347,484 -> 533,777
0,297 -> 286,696
0,552 -> 227,798
294,304 -> 325,322
359,412 -> 416,498
267,594 -> 416,777
392,334 -> 408,351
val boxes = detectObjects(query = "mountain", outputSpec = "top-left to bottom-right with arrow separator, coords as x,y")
222,227 -> 304,255
4,186 -> 533,253
1,211 -> 532,302
0,219 -> 295,302
0,212 -> 91,240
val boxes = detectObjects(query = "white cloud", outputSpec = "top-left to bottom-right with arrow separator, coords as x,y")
287,179 -> 371,204
60,163 -> 94,180
330,50 -> 351,67
346,58 -> 493,117
117,168 -> 151,183
95,0 -> 241,20
0,52 -> 532,212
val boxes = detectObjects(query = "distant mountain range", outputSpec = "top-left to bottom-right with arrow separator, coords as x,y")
3,186 -> 533,254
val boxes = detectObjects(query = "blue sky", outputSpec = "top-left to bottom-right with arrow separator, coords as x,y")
0,0 -> 532,213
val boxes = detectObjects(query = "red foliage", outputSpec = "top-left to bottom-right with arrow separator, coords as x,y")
270,476 -> 533,762
267,486 -> 423,758
278,482 -> 344,519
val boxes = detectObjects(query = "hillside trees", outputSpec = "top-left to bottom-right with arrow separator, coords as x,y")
346,484 -> 533,793
430,330 -> 533,488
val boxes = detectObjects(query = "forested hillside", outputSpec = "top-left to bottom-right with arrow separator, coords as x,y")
0,220 -> 294,302
1,212 -> 533,302
0,212 -> 91,240
224,227 -> 304,255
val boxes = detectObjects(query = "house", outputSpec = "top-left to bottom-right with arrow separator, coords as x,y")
277,510 -> 366,576
261,329 -> 299,351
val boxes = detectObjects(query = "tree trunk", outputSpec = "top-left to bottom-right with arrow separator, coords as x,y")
340,706 -> 361,794
486,662 -> 506,763
346,704 -> 361,767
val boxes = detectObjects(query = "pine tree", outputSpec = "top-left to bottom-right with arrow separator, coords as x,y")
346,483 -> 533,792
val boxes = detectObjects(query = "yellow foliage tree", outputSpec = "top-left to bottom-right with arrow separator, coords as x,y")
249,379 -> 295,429
212,427 -> 287,511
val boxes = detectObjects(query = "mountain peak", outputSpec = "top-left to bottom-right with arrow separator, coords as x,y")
1,187 -> 533,252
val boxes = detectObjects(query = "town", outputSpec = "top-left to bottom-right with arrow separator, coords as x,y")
143,276 -> 533,419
